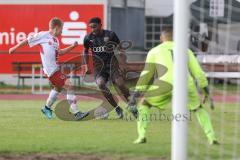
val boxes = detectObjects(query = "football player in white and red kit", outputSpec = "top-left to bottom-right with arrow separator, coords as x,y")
9,17 -> 88,120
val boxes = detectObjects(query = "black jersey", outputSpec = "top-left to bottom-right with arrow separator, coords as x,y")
83,30 -> 120,64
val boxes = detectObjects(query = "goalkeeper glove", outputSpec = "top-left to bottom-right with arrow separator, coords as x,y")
127,91 -> 142,118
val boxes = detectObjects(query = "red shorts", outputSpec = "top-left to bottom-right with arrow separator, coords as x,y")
48,71 -> 67,88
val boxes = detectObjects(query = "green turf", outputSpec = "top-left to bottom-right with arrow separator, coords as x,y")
0,100 -> 239,159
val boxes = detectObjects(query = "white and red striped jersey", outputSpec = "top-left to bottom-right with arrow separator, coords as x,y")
27,31 -> 59,77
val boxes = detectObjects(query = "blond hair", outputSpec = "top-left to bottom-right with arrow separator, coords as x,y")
49,17 -> 63,29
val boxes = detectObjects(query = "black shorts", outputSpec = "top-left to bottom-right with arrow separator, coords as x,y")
93,55 -> 123,81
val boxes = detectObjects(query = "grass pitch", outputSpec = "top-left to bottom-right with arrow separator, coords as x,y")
0,99 -> 239,160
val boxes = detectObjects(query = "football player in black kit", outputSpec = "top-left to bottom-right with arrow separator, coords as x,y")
82,17 -> 130,119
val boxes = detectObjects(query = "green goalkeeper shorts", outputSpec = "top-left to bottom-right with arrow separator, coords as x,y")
143,83 -> 200,111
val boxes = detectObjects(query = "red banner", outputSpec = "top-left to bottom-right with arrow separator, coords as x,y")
0,4 -> 104,73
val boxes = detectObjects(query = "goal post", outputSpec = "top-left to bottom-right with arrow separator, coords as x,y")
171,0 -> 191,160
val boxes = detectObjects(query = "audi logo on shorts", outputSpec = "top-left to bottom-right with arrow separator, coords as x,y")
93,46 -> 106,53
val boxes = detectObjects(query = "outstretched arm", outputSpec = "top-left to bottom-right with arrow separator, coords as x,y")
9,32 -> 45,54
188,50 -> 214,109
135,50 -> 156,92
83,48 -> 89,65
81,47 -> 91,74
58,41 -> 78,55
82,35 -> 90,65
81,35 -> 91,74
9,39 -> 28,54
188,50 -> 208,88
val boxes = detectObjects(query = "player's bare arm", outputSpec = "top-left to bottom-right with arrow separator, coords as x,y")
82,48 -> 89,65
82,30 -> 91,73
58,41 -> 78,55
81,47 -> 89,73
9,39 -> 28,54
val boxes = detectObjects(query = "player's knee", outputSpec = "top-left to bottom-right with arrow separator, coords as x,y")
50,89 -> 59,98
64,79 -> 74,90
113,77 -> 124,86
65,79 -> 72,86
96,78 -> 106,89
142,100 -> 152,108
67,94 -> 76,104
191,105 -> 202,113
54,87 -> 62,93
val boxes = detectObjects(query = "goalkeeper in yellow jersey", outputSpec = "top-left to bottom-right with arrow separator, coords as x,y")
127,27 -> 219,145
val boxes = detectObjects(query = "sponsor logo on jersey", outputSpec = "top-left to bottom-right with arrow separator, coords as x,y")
93,46 -> 106,53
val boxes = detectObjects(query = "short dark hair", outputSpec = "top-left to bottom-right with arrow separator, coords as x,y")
161,27 -> 173,40
89,17 -> 101,24
49,17 -> 63,29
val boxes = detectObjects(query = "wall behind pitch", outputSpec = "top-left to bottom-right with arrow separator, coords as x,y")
0,4 -> 104,74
